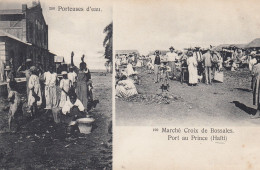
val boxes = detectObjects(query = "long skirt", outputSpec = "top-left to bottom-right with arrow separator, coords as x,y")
188,65 -> 198,84
76,82 -> 88,110
45,85 -> 57,109
59,91 -> 68,108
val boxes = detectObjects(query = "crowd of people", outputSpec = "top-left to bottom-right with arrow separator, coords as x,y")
115,46 -> 260,98
6,52 -> 96,132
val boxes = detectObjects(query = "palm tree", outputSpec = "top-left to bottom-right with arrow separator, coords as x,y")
103,22 -> 113,63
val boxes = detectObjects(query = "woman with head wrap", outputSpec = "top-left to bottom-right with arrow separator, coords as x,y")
28,66 -> 42,117
76,56 -> 89,112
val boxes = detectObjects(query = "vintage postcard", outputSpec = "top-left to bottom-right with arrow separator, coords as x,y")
0,0 -> 112,169
114,0 -> 260,169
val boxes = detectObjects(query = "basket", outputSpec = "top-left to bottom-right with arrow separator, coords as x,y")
76,118 -> 95,134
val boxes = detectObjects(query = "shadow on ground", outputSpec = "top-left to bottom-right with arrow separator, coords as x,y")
232,101 -> 256,115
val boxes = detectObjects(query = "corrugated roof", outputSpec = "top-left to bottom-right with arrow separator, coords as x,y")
116,50 -> 139,55
148,50 -> 169,56
229,44 -> 247,49
212,44 -> 230,51
0,30 -> 31,45
0,9 -> 23,15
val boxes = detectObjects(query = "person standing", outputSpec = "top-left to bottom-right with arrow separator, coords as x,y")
44,66 -> 57,110
202,49 -> 213,85
166,46 -> 178,79
249,51 -> 257,72
187,51 -> 198,86
193,48 -> 203,80
59,71 -> 71,108
211,50 -> 221,79
251,56 -> 260,118
154,50 -> 161,83
77,61 -> 89,112
28,66 -> 42,117
68,66 -> 77,88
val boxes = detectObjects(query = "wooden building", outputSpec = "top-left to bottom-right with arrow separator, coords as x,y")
0,2 -> 55,72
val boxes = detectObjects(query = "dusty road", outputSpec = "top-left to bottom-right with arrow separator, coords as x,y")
0,72 -> 112,169
116,67 -> 260,126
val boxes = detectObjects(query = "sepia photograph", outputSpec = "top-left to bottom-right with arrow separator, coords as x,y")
113,0 -> 260,169
0,0 -> 112,169
114,0 -> 260,127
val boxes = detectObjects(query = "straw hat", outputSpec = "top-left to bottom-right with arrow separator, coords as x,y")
250,51 -> 256,56
187,51 -> 193,57
30,66 -> 36,72
26,58 -> 32,62
61,71 -> 68,75
4,66 -> 10,71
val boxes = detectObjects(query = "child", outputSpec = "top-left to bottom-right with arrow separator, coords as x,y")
8,80 -> 22,131
59,71 -> 71,108
28,66 -> 42,117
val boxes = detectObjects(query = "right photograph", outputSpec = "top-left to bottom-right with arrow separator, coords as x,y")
114,0 -> 260,126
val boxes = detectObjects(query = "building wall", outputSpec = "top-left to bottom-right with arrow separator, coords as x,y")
4,38 -> 27,71
0,4 -> 54,73
26,5 -> 48,50
0,41 -> 6,62
0,14 -> 26,41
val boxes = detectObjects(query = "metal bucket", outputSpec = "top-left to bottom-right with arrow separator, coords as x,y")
76,118 -> 95,134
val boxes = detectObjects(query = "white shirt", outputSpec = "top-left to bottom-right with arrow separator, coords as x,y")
62,99 -> 84,115
127,63 -> 136,76
166,52 -> 177,62
150,55 -> 155,64
49,73 -> 57,86
68,72 -> 77,84
44,72 -> 57,86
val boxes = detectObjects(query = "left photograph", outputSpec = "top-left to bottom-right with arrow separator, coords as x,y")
0,0 -> 112,169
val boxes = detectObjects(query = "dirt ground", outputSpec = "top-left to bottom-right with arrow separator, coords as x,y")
0,72 -> 112,169
116,67 -> 260,126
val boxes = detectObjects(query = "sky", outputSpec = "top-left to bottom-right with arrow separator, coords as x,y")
114,0 -> 260,55
0,0 -> 112,70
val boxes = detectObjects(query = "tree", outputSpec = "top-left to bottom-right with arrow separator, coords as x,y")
103,22 -> 113,63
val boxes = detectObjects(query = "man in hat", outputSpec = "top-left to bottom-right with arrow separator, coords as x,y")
17,58 -> 33,98
202,48 -> 213,85
166,46 -> 178,79
154,50 -> 161,83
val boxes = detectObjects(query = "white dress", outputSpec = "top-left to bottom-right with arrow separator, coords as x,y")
28,75 -> 42,107
59,79 -> 71,108
187,56 -> 198,84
